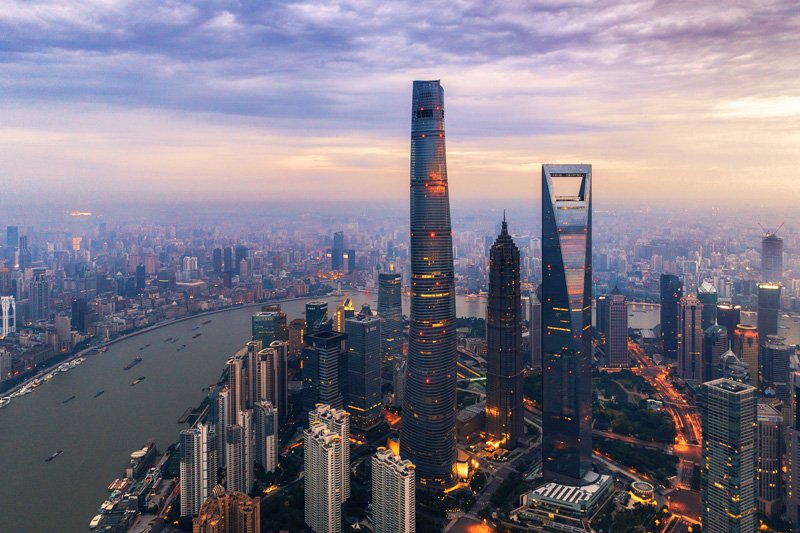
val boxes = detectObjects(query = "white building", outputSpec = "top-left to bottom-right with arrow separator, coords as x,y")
1,296 -> 15,337
372,448 -> 416,533
254,401 -> 278,473
179,423 -> 217,517
305,404 -> 350,533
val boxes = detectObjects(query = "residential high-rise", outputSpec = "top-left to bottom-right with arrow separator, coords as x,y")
227,350 -> 247,419
716,303 -> 741,349
213,387 -> 231,467
226,410 -> 254,495
378,269 -> 403,381
697,281 -> 718,331
756,403 -> 783,517
180,423 -> 217,517
660,274 -> 683,361
306,301 -> 329,331
1,296 -> 15,337
289,318 -> 306,358
703,324 -> 728,382
604,287 -> 628,368
302,330 -> 348,413
733,324 -> 760,387
305,405 -> 350,533
486,218 -> 524,449
29,269 -> 50,322
786,373 -> 800,524
757,283 -> 781,345
345,305 -> 383,432
253,341 -> 288,422
541,164 -> 593,485
372,448 -> 416,533
193,489 -> 261,533
762,232 -> 783,283
701,379 -> 757,533
334,298 -> 355,333
245,340 -> 263,407
677,295 -> 703,383
761,336 -> 793,403
400,80 -> 458,488
253,401 -> 278,473
529,291 -> 542,368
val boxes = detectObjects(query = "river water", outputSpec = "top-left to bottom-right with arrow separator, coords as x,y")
1,293 -> 797,532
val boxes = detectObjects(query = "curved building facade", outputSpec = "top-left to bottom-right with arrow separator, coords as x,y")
400,80 -> 458,488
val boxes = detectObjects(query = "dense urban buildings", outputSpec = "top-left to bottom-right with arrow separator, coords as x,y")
377,269 -> 402,381
193,488 -> 261,533
400,80 -> 458,488
372,448 -> 416,533
660,274 -> 683,361
701,379 -> 757,533
345,304 -> 383,432
541,164 -> 593,485
485,218 -> 524,449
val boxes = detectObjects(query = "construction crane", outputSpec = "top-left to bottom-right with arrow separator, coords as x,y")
759,222 -> 784,236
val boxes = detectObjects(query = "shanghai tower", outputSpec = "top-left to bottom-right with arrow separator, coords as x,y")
541,164 -> 593,485
400,80 -> 457,488
486,217 -> 524,449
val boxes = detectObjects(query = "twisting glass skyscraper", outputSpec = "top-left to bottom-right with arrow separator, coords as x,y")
541,164 -> 593,485
400,80 -> 457,488
486,218 -> 524,449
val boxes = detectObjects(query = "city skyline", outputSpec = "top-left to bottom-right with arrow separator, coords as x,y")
2,2 -> 799,206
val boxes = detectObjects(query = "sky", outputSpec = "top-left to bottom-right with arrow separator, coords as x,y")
1,0 -> 799,208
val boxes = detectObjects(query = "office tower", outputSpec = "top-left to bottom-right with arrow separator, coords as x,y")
253,401 -> 278,473
400,79 -> 458,489
787,373 -> 800,524
718,350 -> 751,384
604,287 -> 628,368
29,269 -> 50,322
226,410 -> 254,494
306,301 -> 329,331
212,248 -> 223,274
733,324 -> 759,387
345,305 -> 383,432
660,274 -> 683,361
252,342 -> 288,422
1,296 -> 15,337
222,247 -> 233,273
697,281 -> 718,330
5,226 -> 18,250
228,352 -> 247,420
135,265 -> 146,294
486,218 -> 524,449
530,291 -> 542,368
234,245 -> 248,275
541,164 -> 592,485
757,283 -> 781,345
701,379 -> 757,533
334,298 -> 355,333
180,423 -> 217,517
717,303 -> 741,348
596,294 -> 608,348
252,309 -> 287,346
761,336 -> 793,403
756,403 -> 783,517
330,231 -> 345,271
677,295 -> 703,383
17,235 -> 31,270
378,270 -> 403,381
70,298 -> 87,333
302,329 -> 348,413
193,489 -> 261,533
372,448 -> 416,533
289,318 -> 306,358
762,231 -> 783,282
214,387 -> 231,467
703,325 -> 728,382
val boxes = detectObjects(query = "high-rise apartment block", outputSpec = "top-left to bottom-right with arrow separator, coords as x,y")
180,423 -> 217,517
305,405 -> 350,533
193,489 -> 261,533
252,342 -> 288,421
1,296 -> 15,337
226,410 -> 254,495
677,295 -> 703,382
345,305 -> 383,432
541,164 -> 593,485
701,379 -> 757,533
378,270 -> 402,381
253,401 -> 278,473
400,80 -> 458,488
372,448 -> 416,533
486,219 -> 523,449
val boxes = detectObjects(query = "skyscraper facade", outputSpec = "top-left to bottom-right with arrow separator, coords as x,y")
253,401 -> 278,473
302,330 -> 348,413
761,336 -> 793,403
660,274 -> 683,361
334,298 -> 355,333
1,296 -> 15,337
372,448 -> 416,533
697,281 -> 718,331
305,404 -> 350,533
180,423 -> 217,517
701,379 -> 757,533
29,269 -> 50,322
306,301 -> 329,331
787,373 -> 800,524
226,410 -> 254,495
529,291 -> 542,368
703,324 -> 728,382
762,232 -> 783,282
541,164 -> 593,485
604,287 -> 628,368
733,324 -> 759,387
252,308 -> 287,346
378,270 -> 403,381
716,303 -> 741,349
345,305 -> 383,432
400,80 -> 458,488
757,283 -> 781,345
289,318 -> 306,358
677,295 -> 703,382
485,219 -> 523,449
193,490 -> 261,533
756,403 -> 783,517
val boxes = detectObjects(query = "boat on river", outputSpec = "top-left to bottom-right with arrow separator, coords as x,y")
123,357 -> 142,371
130,376 -> 145,386
45,450 -> 63,462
